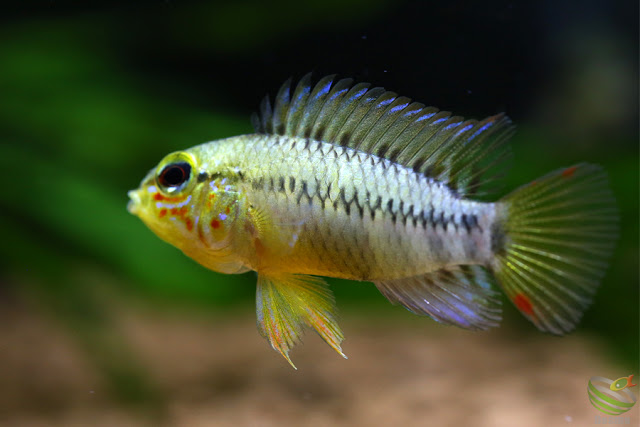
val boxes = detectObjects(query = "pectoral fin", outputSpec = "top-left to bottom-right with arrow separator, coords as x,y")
256,273 -> 346,368
374,265 -> 502,330
247,202 -> 307,266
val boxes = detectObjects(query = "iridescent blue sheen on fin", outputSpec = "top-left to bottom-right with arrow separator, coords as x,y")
374,265 -> 502,330
253,74 -> 514,197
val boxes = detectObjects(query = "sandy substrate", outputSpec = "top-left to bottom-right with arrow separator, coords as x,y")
0,299 -> 637,427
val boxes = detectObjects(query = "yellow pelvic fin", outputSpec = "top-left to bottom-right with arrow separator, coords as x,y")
256,273 -> 346,369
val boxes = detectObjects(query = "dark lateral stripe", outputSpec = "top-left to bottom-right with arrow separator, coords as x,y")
371,195 -> 382,220
293,179 -> 324,206
251,177 -> 265,190
296,180 -> 308,204
386,199 -> 396,223
461,214 -> 472,233
250,172 -> 482,234
339,188 -> 350,215
461,213 -> 480,233
428,204 -> 435,225
450,213 -> 457,231
354,189 -> 364,218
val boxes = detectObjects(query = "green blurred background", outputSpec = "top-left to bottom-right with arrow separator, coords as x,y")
1,1 -> 637,425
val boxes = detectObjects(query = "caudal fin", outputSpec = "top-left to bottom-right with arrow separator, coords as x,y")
492,163 -> 618,334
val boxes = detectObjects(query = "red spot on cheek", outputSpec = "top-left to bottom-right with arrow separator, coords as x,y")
562,166 -> 577,178
153,193 -> 183,202
513,293 -> 534,317
197,226 -> 207,244
211,219 -> 221,229
158,209 -> 167,218
168,206 -> 188,217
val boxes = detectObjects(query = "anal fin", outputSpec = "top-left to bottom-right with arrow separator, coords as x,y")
374,265 -> 501,330
256,273 -> 346,368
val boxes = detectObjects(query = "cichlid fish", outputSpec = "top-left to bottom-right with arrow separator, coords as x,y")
128,74 -> 618,368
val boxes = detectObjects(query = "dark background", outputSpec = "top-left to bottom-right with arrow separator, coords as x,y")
0,1 -> 637,425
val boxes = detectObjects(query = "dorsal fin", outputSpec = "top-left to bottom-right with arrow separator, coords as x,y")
252,73 -> 514,197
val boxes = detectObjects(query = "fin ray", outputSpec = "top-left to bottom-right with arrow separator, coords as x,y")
297,74 -> 336,136
374,265 -> 501,330
256,273 -> 346,368
493,163 -> 618,334
285,73 -> 313,135
253,74 -> 513,197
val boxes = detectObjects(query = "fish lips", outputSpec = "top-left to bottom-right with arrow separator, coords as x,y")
127,189 -> 141,215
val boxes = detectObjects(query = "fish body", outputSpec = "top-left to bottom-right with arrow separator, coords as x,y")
184,134 -> 493,279
128,74 -> 617,368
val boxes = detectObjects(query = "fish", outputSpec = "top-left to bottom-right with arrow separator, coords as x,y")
610,375 -> 637,391
127,73 -> 618,368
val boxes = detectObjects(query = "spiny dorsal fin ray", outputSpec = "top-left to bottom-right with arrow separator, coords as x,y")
310,77 -> 355,140
285,73 -> 313,136
253,74 -> 514,197
298,74 -> 337,137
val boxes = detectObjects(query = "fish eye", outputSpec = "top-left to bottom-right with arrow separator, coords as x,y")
155,152 -> 196,194
159,162 -> 191,188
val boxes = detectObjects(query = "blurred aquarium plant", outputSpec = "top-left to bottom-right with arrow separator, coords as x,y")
0,1 -> 389,405
0,0 -> 637,407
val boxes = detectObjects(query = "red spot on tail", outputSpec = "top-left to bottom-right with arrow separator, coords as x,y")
211,219 -> 221,229
562,166 -> 577,178
158,209 -> 167,218
185,218 -> 193,231
513,293 -> 534,317
530,180 -> 537,187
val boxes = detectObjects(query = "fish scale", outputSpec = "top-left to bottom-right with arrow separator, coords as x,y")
219,134 -> 495,280
128,73 -> 617,367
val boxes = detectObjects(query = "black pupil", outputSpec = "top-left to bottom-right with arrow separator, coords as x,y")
159,162 -> 190,188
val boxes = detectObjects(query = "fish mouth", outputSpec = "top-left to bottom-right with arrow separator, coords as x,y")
127,190 -> 140,215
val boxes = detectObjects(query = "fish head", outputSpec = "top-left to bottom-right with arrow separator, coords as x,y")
128,149 -> 248,274
128,150 -> 202,245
